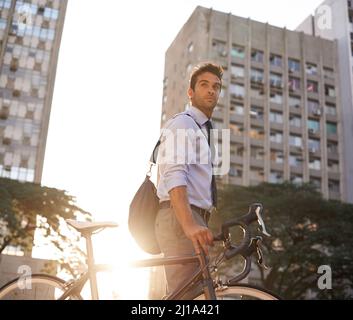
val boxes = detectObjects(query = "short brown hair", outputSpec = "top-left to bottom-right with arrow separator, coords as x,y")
189,62 -> 223,90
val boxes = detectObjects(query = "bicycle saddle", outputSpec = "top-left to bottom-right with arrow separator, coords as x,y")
66,219 -> 119,234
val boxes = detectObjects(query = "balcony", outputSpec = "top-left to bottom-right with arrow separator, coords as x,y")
290,165 -> 303,175
328,171 -> 340,181
309,169 -> 321,178
328,191 -> 340,201
250,157 -> 264,168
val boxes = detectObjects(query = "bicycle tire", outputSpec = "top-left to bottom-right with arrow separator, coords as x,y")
194,283 -> 281,300
0,274 -> 83,300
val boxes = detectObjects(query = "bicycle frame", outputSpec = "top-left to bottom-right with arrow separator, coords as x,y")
61,231 -> 216,300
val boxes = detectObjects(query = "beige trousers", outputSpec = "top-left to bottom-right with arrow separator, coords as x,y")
154,206 -> 209,300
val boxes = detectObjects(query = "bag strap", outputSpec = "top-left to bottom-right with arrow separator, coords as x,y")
149,113 -> 202,165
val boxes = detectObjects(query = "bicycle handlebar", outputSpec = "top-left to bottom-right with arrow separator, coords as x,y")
214,203 -> 270,260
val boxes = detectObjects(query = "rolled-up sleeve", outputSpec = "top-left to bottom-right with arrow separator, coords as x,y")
157,115 -> 195,194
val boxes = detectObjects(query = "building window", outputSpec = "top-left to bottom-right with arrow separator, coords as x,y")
251,147 -> 265,160
270,150 -> 284,164
250,105 -> 264,120
325,103 -> 336,116
230,143 -> 244,156
269,111 -> 283,124
288,77 -> 301,91
270,73 -> 283,88
308,138 -> 320,152
230,84 -> 245,99
325,85 -> 335,97
269,171 -> 283,184
323,67 -> 334,80
309,158 -> 321,170
328,160 -> 339,173
229,122 -> 244,135
231,44 -> 245,59
307,80 -> 318,93
270,131 -> 283,144
291,175 -> 303,185
212,39 -> 227,57
306,63 -> 317,75
308,119 -> 320,134
328,180 -> 340,193
229,164 -> 243,177
327,141 -> 338,154
270,54 -> 282,67
251,49 -> 264,63
250,68 -> 264,83
310,177 -> 321,190
250,167 -> 265,183
308,100 -> 321,115
289,115 -> 301,127
289,95 -> 301,108
270,92 -> 283,104
249,126 -> 264,140
231,64 -> 244,78
289,134 -> 302,147
288,58 -> 300,72
326,122 -> 337,135
230,103 -> 244,115
289,154 -> 303,166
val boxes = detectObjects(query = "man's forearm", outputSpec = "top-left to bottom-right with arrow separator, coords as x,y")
169,186 -> 195,228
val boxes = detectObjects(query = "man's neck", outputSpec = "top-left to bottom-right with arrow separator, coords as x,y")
191,105 -> 212,119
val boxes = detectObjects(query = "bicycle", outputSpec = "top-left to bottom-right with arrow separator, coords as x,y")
0,203 -> 281,300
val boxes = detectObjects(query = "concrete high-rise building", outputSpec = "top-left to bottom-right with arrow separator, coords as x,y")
161,6 -> 345,202
0,0 -> 67,184
296,0 -> 352,203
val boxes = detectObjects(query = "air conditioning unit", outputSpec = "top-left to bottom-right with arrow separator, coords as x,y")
308,128 -> 315,134
294,104 -> 300,108
221,50 -> 227,57
309,147 -> 317,153
314,109 -> 321,116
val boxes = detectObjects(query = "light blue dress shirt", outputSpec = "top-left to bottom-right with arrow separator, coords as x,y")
156,105 -> 214,211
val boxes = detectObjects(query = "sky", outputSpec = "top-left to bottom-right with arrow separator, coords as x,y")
38,0 -> 325,298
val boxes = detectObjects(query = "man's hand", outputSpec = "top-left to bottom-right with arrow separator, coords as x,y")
169,186 -> 214,255
182,222 -> 214,255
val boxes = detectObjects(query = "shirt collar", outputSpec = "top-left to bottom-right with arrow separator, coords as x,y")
187,105 -> 210,126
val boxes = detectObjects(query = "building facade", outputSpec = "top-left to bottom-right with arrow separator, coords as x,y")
162,6 -> 344,202
0,0 -> 67,184
296,0 -> 352,203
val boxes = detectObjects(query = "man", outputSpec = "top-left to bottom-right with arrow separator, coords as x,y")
155,62 -> 223,299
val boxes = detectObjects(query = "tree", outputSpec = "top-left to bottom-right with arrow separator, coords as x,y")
211,182 -> 353,299
0,177 -> 91,276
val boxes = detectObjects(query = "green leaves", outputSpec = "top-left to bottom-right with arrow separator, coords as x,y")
212,182 -> 353,299
0,177 -> 91,276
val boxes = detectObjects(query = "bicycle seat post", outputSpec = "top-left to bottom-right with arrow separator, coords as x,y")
84,232 -> 99,300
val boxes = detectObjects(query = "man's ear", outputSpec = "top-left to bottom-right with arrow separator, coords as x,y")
187,87 -> 193,99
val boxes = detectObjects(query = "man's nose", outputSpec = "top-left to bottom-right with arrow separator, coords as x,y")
208,88 -> 215,95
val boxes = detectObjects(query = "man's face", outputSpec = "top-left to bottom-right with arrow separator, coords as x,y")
188,72 -> 221,115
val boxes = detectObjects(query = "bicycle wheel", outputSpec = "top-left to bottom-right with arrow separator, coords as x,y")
0,274 -> 82,300
194,284 -> 281,300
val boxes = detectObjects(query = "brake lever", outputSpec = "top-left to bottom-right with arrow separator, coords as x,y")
255,206 -> 271,237
255,238 -> 269,270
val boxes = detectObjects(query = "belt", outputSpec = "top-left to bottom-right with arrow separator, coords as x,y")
159,201 -> 211,222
